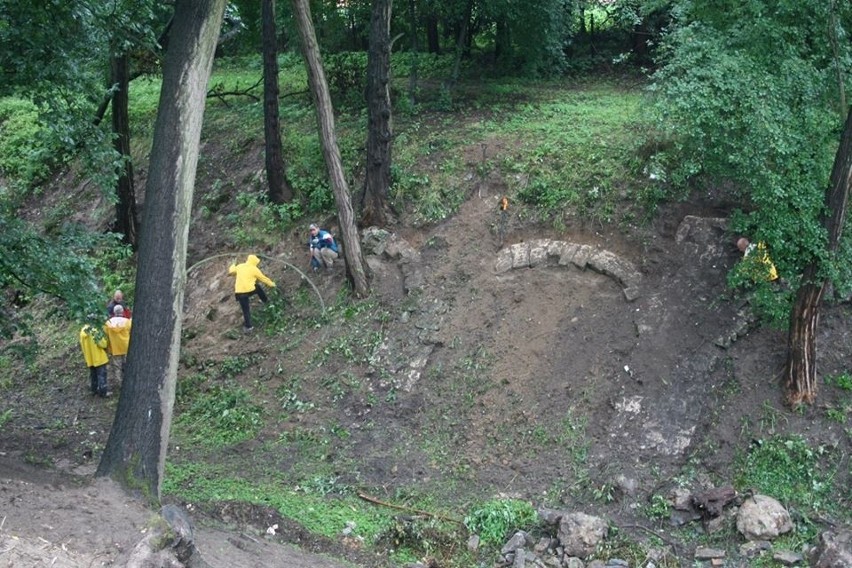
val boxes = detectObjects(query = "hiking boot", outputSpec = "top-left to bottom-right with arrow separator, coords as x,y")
244,326 -> 254,333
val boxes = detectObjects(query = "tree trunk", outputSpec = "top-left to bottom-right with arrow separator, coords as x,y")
262,0 -> 294,204
111,53 -> 140,249
361,0 -> 394,228
407,0 -> 419,106
785,106 -> 852,406
495,16 -> 510,63
449,0 -> 472,86
425,13 -> 439,54
290,0 -> 370,297
96,0 -> 227,501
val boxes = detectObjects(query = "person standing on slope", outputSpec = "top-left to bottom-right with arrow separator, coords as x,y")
80,320 -> 110,397
228,254 -> 276,332
104,304 -> 132,388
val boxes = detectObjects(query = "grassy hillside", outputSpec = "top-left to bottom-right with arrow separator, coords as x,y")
2,55 -> 850,568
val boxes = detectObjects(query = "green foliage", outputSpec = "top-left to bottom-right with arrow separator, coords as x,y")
463,498 -> 538,545
590,525 -> 678,567
377,515 -> 469,566
727,259 -> 793,329
644,493 -> 671,521
390,53 -> 455,81
0,207 -> 112,336
227,190 -> 302,247
324,52 -> 368,109
163,461 -> 395,540
824,372 -> 852,424
650,0 -> 852,294
825,372 -> 852,391
734,436 -> 839,513
0,98 -> 54,188
175,383 -> 264,446
497,89 -> 649,223
0,408 -> 12,429
92,240 -> 135,303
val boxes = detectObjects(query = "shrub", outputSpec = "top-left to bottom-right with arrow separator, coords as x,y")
464,498 -> 538,546
0,97 -> 54,188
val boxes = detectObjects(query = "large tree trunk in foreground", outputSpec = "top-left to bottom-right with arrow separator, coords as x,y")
111,52 -> 140,249
360,0 -> 394,227
97,0 -> 227,501
262,0 -> 293,204
291,0 -> 370,297
785,107 -> 852,406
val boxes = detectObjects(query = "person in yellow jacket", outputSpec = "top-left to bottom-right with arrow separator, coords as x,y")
105,304 -> 132,387
228,254 -> 276,331
736,237 -> 778,282
80,322 -> 109,397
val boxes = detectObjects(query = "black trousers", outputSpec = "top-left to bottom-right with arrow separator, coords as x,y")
235,285 -> 268,328
89,364 -> 108,396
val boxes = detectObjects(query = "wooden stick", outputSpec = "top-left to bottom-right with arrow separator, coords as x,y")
357,493 -> 463,525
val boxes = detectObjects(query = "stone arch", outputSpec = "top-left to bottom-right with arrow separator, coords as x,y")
494,239 -> 641,302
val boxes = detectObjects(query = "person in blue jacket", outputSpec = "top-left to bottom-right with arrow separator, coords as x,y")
308,223 -> 339,270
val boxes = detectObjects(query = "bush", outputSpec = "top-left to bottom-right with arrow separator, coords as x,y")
464,498 -> 538,546
0,97 -> 54,188
324,52 -> 368,108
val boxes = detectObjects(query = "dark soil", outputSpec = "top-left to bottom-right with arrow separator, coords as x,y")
1,142 -> 851,567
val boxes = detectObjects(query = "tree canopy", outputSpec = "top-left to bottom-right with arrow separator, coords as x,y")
650,0 -> 852,310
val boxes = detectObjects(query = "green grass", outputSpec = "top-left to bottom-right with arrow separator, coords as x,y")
163,461 -> 394,539
734,435 -> 843,516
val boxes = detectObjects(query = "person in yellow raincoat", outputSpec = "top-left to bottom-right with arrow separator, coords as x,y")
80,321 -> 109,397
737,237 -> 778,282
105,304 -> 132,387
228,254 -> 276,331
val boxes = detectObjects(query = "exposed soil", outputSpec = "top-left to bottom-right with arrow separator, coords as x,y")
1,140 -> 851,567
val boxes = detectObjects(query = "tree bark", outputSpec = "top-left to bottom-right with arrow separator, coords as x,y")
96,0 -> 227,501
262,0 -> 294,204
407,0 -> 419,106
425,12 -> 439,54
785,106 -> 852,406
449,0 -> 472,86
290,0 -> 370,297
110,52 -> 140,249
361,0 -> 394,228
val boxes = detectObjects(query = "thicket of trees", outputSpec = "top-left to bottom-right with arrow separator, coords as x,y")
2,0 -> 852,495
650,0 -> 852,404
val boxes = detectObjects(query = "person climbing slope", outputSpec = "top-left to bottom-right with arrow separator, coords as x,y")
228,254 -> 276,332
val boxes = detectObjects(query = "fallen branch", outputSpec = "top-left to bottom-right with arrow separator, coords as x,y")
207,77 -> 263,106
357,493 -> 464,525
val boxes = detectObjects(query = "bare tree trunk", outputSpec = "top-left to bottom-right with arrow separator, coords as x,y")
262,0 -> 294,204
407,0 -> 419,106
425,12 -> 439,54
829,0 -> 847,115
290,0 -> 370,297
785,106 -> 852,406
96,0 -> 227,501
361,0 -> 394,228
110,53 -> 140,249
449,0 -> 472,86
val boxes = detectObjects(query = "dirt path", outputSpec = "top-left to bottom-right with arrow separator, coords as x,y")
0,456 -> 355,568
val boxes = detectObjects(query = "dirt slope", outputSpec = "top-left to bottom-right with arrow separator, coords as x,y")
1,180 -> 851,567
